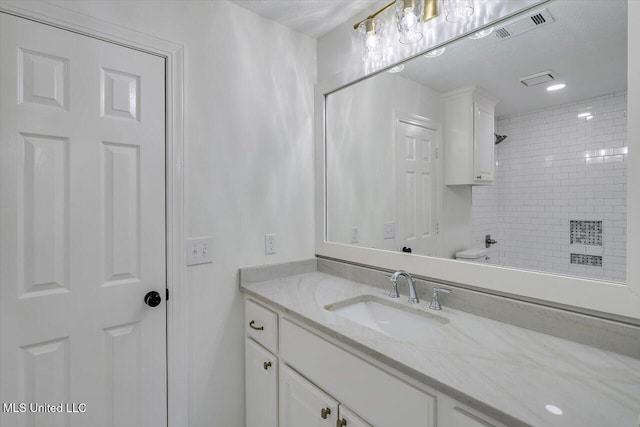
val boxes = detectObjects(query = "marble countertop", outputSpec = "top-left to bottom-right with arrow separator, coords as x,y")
241,271 -> 640,427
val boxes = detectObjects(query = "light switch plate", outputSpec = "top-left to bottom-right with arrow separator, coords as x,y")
384,222 -> 395,239
186,237 -> 214,266
265,234 -> 277,255
350,226 -> 359,243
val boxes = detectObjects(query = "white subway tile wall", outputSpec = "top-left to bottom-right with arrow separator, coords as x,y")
472,92 -> 627,282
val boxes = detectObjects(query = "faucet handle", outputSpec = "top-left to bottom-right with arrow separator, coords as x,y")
429,287 -> 452,310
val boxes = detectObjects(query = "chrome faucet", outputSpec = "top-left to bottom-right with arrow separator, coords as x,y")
429,287 -> 452,310
389,271 -> 419,304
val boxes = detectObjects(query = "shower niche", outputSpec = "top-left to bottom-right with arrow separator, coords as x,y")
570,220 -> 604,267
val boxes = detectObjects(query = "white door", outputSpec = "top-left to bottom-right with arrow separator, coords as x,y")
245,338 -> 278,427
280,364 -> 339,427
395,120 -> 438,256
0,13 -> 166,427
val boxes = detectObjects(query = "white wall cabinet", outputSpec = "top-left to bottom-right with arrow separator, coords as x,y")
443,87 -> 498,185
244,296 -> 506,427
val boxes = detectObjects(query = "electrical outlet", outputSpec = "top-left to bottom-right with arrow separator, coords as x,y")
350,226 -> 359,243
265,234 -> 277,255
384,222 -> 395,239
186,237 -> 214,266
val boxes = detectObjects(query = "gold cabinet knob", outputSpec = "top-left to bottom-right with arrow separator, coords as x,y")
263,361 -> 272,370
337,418 -> 347,426
320,407 -> 331,419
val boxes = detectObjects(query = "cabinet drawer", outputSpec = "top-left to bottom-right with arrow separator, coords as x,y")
245,299 -> 278,353
280,318 -> 436,427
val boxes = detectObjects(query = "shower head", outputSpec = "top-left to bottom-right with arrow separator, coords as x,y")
495,133 -> 508,145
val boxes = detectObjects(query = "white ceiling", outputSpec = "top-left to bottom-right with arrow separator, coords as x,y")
227,0 -> 626,117
227,0 -> 382,38
399,0 -> 627,116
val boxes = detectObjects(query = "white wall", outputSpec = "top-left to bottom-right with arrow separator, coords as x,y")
40,1 -> 316,425
326,72 -> 443,252
472,92 -> 627,282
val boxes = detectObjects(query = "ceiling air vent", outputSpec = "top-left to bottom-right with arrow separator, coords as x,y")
495,8 -> 555,39
519,70 -> 557,87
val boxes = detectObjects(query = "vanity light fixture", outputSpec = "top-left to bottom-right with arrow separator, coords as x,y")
424,47 -> 446,58
396,0 -> 425,44
546,83 -> 566,91
358,18 -> 385,61
444,0 -> 474,23
468,27 -> 494,39
354,0 -> 438,60
387,64 -> 405,73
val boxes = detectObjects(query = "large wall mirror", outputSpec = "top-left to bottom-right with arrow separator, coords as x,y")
318,0 -> 640,320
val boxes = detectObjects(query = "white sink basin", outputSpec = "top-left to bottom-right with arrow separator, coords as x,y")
325,295 -> 449,341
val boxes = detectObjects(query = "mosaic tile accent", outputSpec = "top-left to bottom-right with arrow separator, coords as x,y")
570,253 -> 603,267
570,220 -> 603,246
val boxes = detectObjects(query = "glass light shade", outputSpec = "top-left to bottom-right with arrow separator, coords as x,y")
444,0 -> 474,23
468,27 -> 494,39
358,19 -> 384,61
424,47 -> 445,58
395,0 -> 424,44
387,64 -> 405,73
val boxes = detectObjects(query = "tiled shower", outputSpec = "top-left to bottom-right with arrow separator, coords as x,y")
472,92 -> 627,282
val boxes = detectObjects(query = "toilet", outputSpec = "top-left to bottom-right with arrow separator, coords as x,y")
455,248 -> 489,263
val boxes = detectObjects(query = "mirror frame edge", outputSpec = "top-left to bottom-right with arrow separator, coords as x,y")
314,0 -> 640,321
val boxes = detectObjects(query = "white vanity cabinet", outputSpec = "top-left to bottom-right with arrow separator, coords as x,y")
443,87 -> 498,185
245,338 -> 278,427
279,318 -> 435,427
244,296 -> 508,427
280,364 -> 371,427
244,299 -> 279,427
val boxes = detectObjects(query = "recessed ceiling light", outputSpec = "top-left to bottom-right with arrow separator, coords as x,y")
387,64 -> 405,73
577,112 -> 592,119
547,83 -> 566,91
469,27 -> 494,39
424,47 -> 445,58
545,405 -> 563,415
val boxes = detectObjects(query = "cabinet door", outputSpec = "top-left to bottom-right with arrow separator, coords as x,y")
337,406 -> 372,427
473,101 -> 495,183
280,364 -> 339,427
245,338 -> 278,427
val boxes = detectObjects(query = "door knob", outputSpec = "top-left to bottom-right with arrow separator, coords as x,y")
337,418 -> 347,427
263,361 -> 272,370
144,291 -> 162,307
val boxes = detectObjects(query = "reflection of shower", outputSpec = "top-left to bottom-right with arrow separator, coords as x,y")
495,133 -> 508,144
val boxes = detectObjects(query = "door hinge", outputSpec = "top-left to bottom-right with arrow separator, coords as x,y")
436,223 -> 440,234
166,288 -> 169,301
435,148 -> 439,159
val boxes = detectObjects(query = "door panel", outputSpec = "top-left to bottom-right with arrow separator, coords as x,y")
338,406 -> 372,427
0,13 -> 166,427
245,338 -> 278,427
396,120 -> 439,256
280,364 -> 338,427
